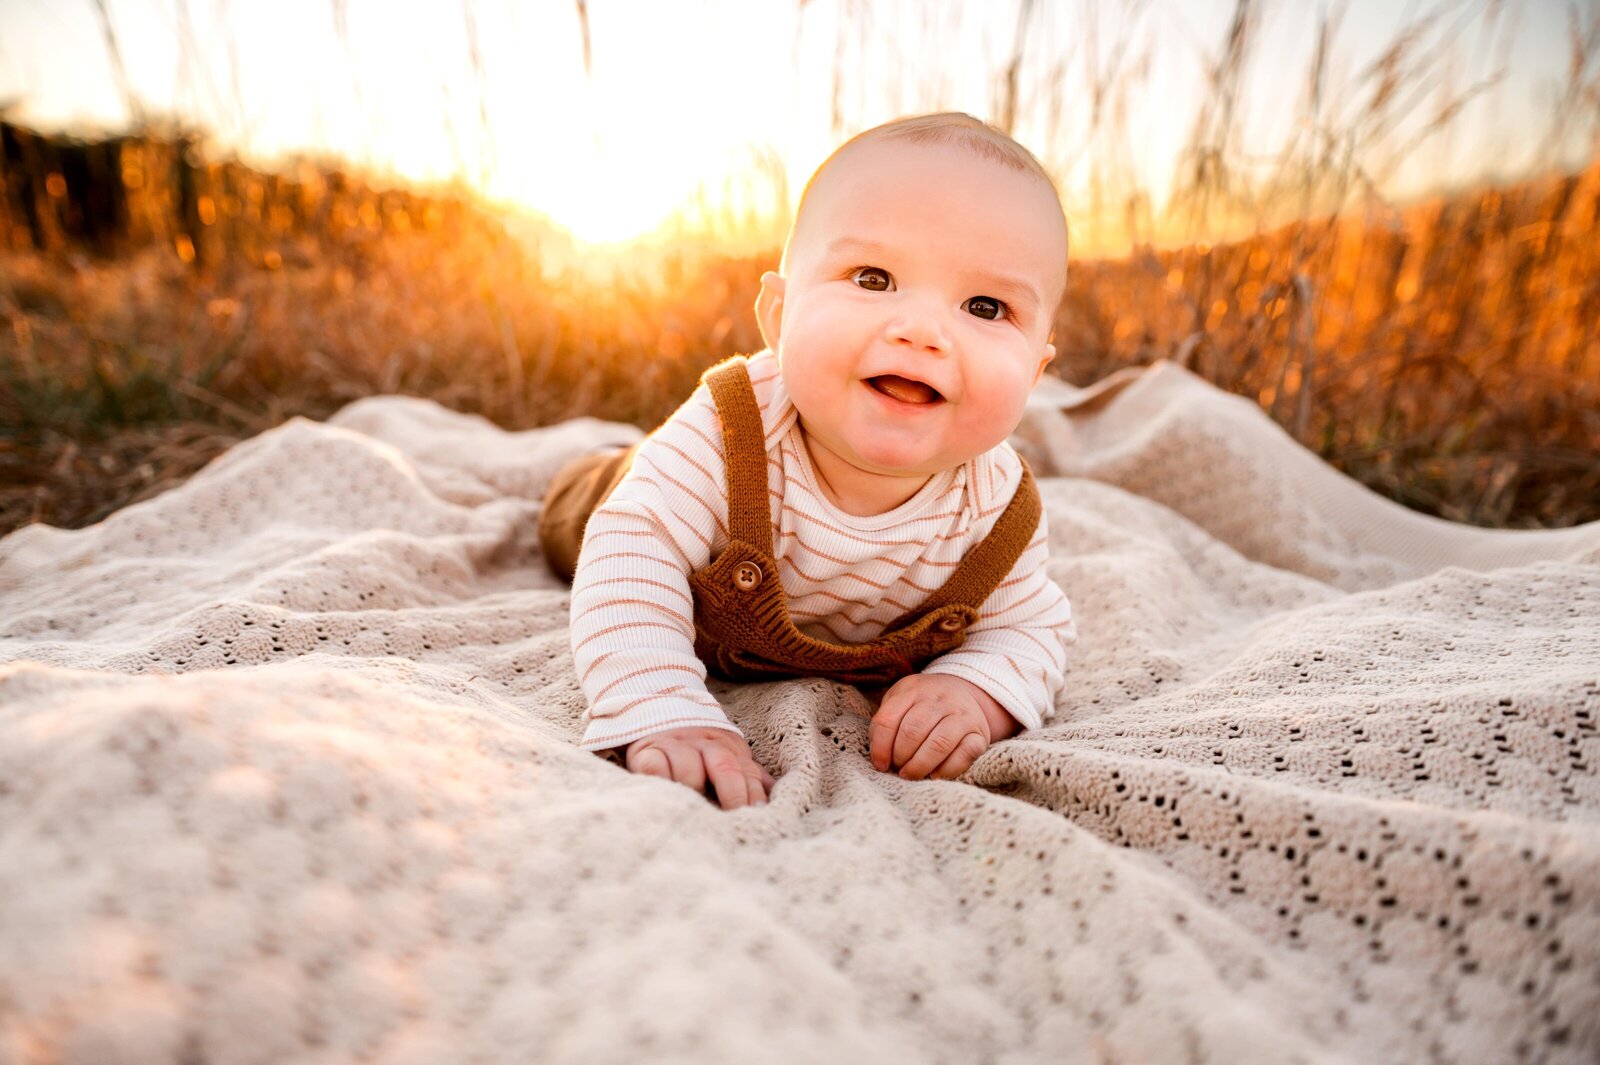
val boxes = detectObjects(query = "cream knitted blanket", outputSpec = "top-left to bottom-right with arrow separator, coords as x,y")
2,361 -> 1596,1065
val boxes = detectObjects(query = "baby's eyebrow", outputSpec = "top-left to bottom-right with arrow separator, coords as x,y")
825,236 -> 892,260
824,236 -> 1041,316
967,270 -> 1042,315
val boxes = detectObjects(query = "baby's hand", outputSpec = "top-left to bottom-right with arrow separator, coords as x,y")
625,727 -> 776,810
870,674 -> 1018,781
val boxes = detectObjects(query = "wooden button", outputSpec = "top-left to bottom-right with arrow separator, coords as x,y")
733,562 -> 763,591
937,615 -> 965,633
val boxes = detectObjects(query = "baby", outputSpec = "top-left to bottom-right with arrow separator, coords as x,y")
540,112 -> 1076,809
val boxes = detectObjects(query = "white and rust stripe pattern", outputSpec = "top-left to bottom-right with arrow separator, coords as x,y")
570,349 -> 1076,752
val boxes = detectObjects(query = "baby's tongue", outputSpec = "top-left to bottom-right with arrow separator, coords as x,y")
870,375 -> 940,404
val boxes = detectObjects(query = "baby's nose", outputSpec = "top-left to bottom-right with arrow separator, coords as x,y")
885,297 -> 952,352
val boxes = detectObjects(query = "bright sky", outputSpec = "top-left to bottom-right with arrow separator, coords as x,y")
0,0 -> 1583,255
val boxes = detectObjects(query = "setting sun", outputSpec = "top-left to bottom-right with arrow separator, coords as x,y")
494,140 -> 694,247
474,4 -> 798,248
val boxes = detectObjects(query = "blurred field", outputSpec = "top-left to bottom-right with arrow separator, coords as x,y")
1,120 -> 1597,536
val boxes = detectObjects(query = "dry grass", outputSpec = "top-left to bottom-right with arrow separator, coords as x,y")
2,0 -> 1597,534
0,178 -> 769,531
1060,166 -> 1600,527
2,148 -> 1596,535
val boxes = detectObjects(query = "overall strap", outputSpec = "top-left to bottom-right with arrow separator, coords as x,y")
896,460 -> 1042,622
701,357 -> 775,551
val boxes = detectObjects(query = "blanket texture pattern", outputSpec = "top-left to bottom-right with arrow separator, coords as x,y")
2,362 -> 1597,1065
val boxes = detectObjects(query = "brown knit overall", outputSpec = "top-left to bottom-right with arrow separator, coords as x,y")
538,356 -> 1041,687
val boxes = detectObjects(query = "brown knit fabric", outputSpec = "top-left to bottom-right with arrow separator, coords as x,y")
689,357 -> 1040,682
536,443 -> 640,584
540,355 -> 1041,685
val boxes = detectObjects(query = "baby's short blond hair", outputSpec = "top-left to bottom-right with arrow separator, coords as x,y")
782,112 -> 1068,271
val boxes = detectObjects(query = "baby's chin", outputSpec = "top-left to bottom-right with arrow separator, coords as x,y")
837,439 -> 973,480
843,418 -> 1014,474
794,422 -> 924,477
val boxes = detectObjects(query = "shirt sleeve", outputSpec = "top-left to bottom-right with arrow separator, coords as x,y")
567,385 -> 745,753
921,505 -> 1075,732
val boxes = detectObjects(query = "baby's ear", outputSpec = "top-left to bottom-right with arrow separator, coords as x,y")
754,271 -> 786,353
1031,342 -> 1056,388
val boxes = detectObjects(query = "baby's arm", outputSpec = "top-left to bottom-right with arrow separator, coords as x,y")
570,485 -> 734,747
873,512 -> 1075,779
567,391 -> 773,806
920,510 -> 1074,731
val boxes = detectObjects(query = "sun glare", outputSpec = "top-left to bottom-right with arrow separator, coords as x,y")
491,121 -> 791,256
504,154 -> 683,247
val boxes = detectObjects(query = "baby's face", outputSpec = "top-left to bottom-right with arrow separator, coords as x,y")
758,137 -> 1064,484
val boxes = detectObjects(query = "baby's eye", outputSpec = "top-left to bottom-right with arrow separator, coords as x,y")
850,267 -> 892,292
964,295 -> 1008,321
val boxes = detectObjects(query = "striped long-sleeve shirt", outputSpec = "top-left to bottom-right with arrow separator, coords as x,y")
569,349 -> 1076,752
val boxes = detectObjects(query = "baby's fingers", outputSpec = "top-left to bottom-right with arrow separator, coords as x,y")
662,745 -> 708,794
899,718 -> 985,781
930,733 -> 989,781
870,693 -> 914,772
627,742 -> 707,795
704,749 -> 758,810
630,746 -> 672,779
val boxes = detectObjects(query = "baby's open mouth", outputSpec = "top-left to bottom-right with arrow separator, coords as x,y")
867,375 -> 945,405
